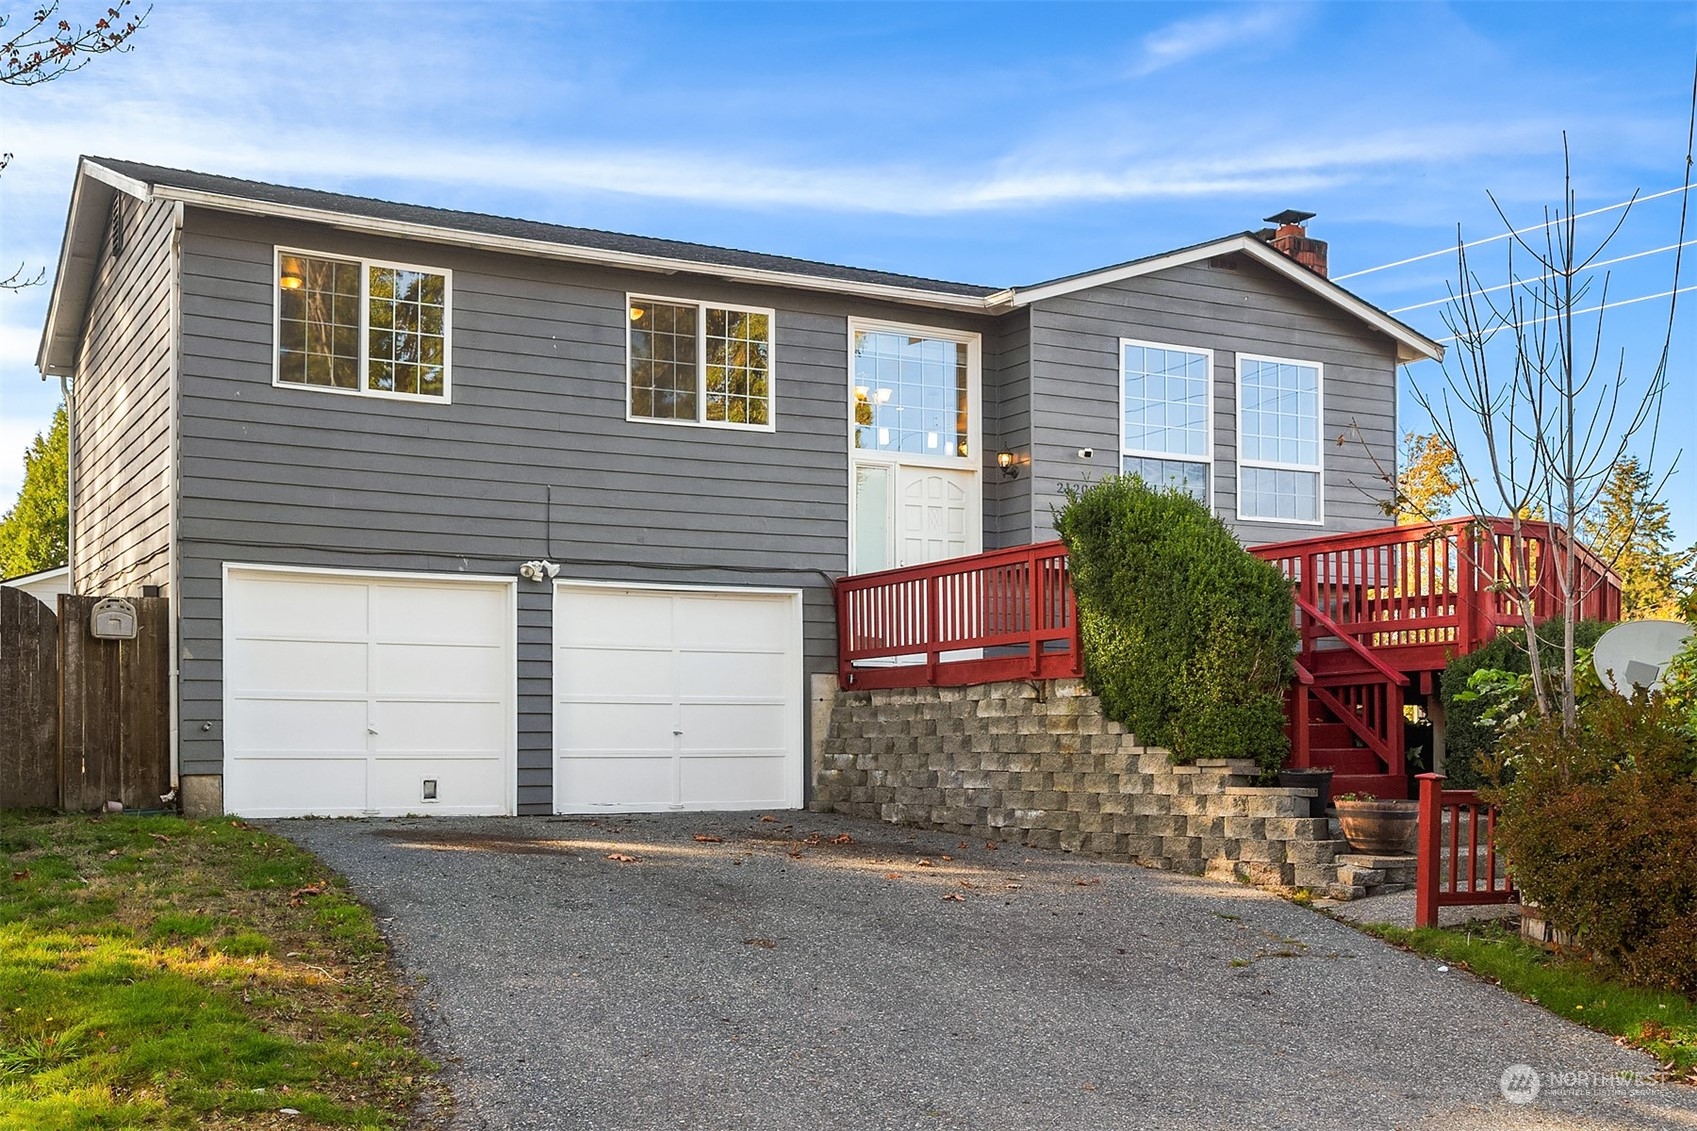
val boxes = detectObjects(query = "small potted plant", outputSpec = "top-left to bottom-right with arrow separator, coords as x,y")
1332,792 -> 1418,854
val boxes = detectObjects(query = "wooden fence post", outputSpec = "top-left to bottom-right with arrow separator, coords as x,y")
1415,772 -> 1445,928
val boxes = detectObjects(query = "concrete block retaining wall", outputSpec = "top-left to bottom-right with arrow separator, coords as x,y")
812,677 -> 1369,897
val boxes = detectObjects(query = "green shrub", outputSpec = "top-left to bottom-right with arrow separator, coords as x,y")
1492,692 -> 1697,994
1438,618 -> 1610,788
1054,476 -> 1296,772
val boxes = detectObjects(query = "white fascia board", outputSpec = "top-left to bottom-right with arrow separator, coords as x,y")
1002,235 -> 1444,364
81,160 -> 154,202
36,160 -> 141,375
149,186 -> 999,315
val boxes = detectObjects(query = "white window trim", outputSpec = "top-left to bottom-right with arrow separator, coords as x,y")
625,293 -> 777,432
271,246 -> 454,404
845,316 -> 982,471
1118,336 -> 1215,509
1235,351 -> 1325,526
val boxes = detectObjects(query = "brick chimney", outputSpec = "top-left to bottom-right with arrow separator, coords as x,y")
1260,209 -> 1327,278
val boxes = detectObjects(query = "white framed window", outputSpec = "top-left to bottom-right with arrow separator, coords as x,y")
1119,338 -> 1212,504
849,321 -> 976,464
1237,353 -> 1323,524
627,296 -> 773,430
274,248 -> 451,401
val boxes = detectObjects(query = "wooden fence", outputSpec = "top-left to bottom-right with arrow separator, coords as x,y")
1415,772 -> 1517,927
0,587 -> 171,811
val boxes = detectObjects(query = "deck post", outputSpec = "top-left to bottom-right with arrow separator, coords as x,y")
1415,772 -> 1444,928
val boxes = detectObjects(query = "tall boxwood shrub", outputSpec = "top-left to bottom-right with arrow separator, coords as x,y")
1054,476 -> 1297,772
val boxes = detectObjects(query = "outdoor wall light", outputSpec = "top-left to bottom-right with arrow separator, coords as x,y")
278,256 -> 304,290
998,451 -> 1021,479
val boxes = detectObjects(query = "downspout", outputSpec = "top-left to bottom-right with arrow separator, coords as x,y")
167,200 -> 184,791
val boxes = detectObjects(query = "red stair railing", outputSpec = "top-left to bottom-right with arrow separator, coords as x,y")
1415,773 -> 1517,927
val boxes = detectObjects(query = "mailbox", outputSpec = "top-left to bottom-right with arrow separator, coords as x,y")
90,597 -> 139,640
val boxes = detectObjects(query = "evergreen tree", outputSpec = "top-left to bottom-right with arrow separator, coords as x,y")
1580,458 -> 1694,620
0,406 -> 69,577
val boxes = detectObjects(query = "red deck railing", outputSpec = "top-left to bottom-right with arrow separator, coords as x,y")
1250,516 -> 1620,672
1415,773 -> 1517,926
836,541 -> 1082,690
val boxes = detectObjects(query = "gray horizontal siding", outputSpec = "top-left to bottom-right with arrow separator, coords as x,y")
174,207 -> 992,807
1025,254 -> 1399,547
72,195 -> 175,596
984,309 -> 1033,547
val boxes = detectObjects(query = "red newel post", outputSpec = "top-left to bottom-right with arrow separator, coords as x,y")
1415,772 -> 1445,928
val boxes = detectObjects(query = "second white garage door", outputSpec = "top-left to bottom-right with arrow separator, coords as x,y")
554,583 -> 803,813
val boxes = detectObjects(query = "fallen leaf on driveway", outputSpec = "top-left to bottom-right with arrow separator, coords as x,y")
941,893 -> 966,902
692,834 -> 723,843
606,853 -> 638,863
743,937 -> 777,948
957,880 -> 976,889
985,841 -> 998,850
940,854 -> 953,862
884,872 -> 902,880
1073,878 -> 1100,887
803,833 -> 821,846
958,840 -> 969,849
831,833 -> 854,845
916,859 -> 934,867
1079,1082 -> 1097,1092
290,884 -> 325,899
759,815 -> 778,823
787,850 -> 803,859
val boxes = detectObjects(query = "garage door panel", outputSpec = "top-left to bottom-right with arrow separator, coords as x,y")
373,584 -> 508,645
678,756 -> 789,807
224,571 -> 513,818
231,578 -> 368,639
557,590 -> 674,649
371,699 -> 507,755
227,638 -> 367,697
557,700 -> 677,752
556,756 -> 676,810
228,698 -> 368,756
555,646 -> 673,698
672,594 -> 791,647
369,758 -> 507,814
678,701 -> 788,752
373,642 -> 506,698
676,649 -> 787,699
223,758 -> 368,818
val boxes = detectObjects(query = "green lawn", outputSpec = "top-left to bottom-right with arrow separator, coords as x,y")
1366,920 -> 1697,1081
0,812 -> 442,1130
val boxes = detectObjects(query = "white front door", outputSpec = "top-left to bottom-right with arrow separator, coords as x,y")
897,466 -> 974,567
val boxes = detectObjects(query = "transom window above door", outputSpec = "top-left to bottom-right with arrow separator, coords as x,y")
275,250 -> 450,400
852,328 -> 971,459
1120,340 -> 1211,502
628,297 -> 772,429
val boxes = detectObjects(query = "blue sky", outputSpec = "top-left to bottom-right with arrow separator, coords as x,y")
2,1 -> 1694,542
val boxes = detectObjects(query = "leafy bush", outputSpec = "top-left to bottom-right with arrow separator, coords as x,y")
1054,476 -> 1296,772
1438,618 -> 1610,788
1661,631 -> 1697,739
1492,692 -> 1697,994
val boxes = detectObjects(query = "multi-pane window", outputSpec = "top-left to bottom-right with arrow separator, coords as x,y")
851,330 -> 970,458
1238,355 -> 1322,522
1121,340 -> 1211,501
276,250 -> 449,400
628,298 -> 771,428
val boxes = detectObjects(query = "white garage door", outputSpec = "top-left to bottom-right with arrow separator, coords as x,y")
554,583 -> 803,813
224,568 -> 515,818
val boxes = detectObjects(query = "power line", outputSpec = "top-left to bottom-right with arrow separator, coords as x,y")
1431,283 -> 1697,344
1388,239 -> 1697,314
1334,185 -> 1694,281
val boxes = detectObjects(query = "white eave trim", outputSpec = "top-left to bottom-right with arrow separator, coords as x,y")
147,184 -> 1001,314
1001,235 -> 1444,364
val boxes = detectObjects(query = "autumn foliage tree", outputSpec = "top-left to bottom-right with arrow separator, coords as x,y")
1395,431 -> 1463,524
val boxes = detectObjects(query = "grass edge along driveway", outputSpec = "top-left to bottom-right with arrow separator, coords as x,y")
0,812 -> 443,1131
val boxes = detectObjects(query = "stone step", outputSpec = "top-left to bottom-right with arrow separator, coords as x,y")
1336,864 -> 1386,887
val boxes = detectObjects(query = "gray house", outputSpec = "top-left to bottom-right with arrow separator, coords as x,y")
37,158 -> 1441,819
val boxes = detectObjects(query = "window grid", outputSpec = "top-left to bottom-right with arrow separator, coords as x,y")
628,297 -> 772,428
275,249 -> 450,401
1122,455 -> 1209,502
1120,340 -> 1211,504
1238,355 -> 1322,523
852,330 -> 970,458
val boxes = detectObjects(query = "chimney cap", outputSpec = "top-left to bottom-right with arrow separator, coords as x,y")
1264,209 -> 1316,226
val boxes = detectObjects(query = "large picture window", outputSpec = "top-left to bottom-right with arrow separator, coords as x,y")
1238,354 -> 1322,523
628,297 -> 772,428
1120,339 -> 1211,502
851,328 -> 971,459
275,250 -> 449,400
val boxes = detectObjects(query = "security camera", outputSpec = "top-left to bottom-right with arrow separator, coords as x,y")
1077,447 -> 1094,460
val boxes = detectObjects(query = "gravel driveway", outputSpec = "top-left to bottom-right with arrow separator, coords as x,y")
278,811 -> 1695,1131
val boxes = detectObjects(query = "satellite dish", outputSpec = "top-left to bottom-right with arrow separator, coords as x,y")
1592,619 -> 1692,693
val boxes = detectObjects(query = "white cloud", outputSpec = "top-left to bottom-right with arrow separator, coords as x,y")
1130,5 -> 1289,76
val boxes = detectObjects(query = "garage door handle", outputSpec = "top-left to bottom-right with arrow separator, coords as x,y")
368,726 -> 379,735
673,729 -> 683,735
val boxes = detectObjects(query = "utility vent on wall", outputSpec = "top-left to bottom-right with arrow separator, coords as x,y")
421,779 -> 438,802
1208,255 -> 1239,270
